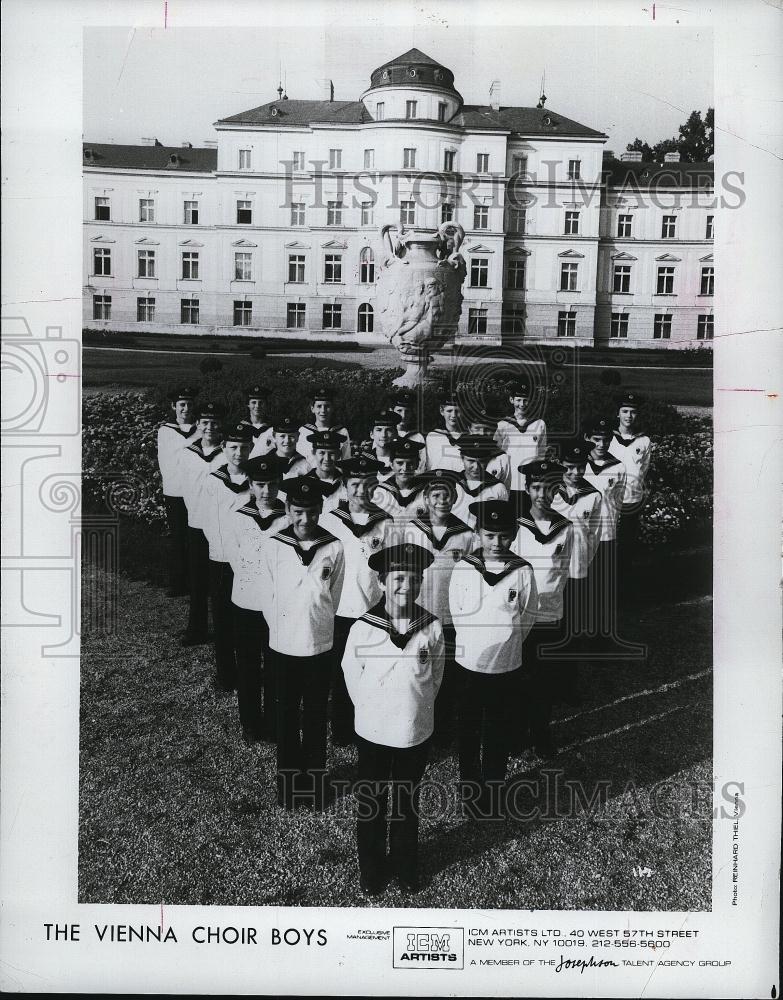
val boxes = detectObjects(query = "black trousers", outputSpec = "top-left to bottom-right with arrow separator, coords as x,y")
163,495 -> 189,595
185,526 -> 210,640
434,622 -> 457,738
457,664 -> 517,791
273,649 -> 332,810
518,620 -> 566,750
331,616 -> 356,745
355,736 -> 430,887
617,504 -> 644,593
232,605 -> 271,738
208,560 -> 236,690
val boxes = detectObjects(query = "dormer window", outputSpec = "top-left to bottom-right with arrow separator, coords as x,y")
169,153 -> 180,166
271,107 -> 279,117
434,69 -> 443,81
408,68 -> 417,78
382,70 -> 389,80
543,115 -> 552,126
84,148 -> 94,161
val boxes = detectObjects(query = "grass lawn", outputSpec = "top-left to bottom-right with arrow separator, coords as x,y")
79,524 -> 712,910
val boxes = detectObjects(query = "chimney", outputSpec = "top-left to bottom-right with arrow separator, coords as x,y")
489,79 -> 501,112
203,140 -> 217,148
603,149 -> 615,160
621,150 -> 643,162
664,151 -> 681,162
330,80 -> 334,102
181,141 -> 193,148
140,136 -> 156,146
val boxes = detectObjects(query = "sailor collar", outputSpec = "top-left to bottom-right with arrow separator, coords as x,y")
271,524 -> 338,565
375,478 -> 425,506
556,479 -> 599,505
237,497 -> 286,531
430,427 -> 463,446
301,422 -> 347,436
210,465 -> 249,493
503,415 -> 537,433
458,471 -> 502,496
360,600 -> 438,650
462,549 -> 531,586
411,513 -> 472,550
515,507 -> 571,544
162,421 -> 197,438
186,440 -> 223,463
587,455 -> 623,475
330,501 -> 390,537
240,419 -> 272,439
304,468 -> 342,496
613,430 -> 645,446
397,428 -> 423,440
278,451 -> 306,471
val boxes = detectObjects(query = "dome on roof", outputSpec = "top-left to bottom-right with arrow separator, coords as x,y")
369,47 -> 457,92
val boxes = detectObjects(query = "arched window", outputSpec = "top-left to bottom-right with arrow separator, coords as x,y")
358,303 -> 374,333
359,247 -> 375,284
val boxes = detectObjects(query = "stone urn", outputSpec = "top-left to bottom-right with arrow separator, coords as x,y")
375,221 -> 467,387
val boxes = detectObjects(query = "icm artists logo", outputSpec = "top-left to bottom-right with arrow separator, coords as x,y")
392,927 -> 464,969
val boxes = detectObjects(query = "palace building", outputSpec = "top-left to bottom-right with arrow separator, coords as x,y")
83,48 -> 714,348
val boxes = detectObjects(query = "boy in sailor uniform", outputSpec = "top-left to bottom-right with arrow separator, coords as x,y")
341,543 -> 444,895
404,470 -> 475,739
237,383 -> 274,457
370,438 -> 428,527
157,385 -> 200,597
448,500 -> 538,818
201,422 -> 252,692
452,435 -> 509,528
467,411 -> 511,489
322,456 -> 392,747
608,392 -> 652,584
297,386 -> 352,468
291,429 -> 347,514
512,459 -> 573,756
180,401 -> 226,647
268,415 -> 309,479
357,410 -> 401,478
228,455 -> 287,744
389,389 -> 427,473
494,381 -> 547,492
257,477 -> 345,811
424,391 -> 465,472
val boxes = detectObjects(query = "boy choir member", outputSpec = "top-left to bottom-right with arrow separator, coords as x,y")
452,435 -> 509,528
608,392 -> 652,586
242,384 -> 275,457
297,386 -> 352,467
370,438 -> 428,526
268,414 -> 309,478
424,391 -> 465,471
157,386 -> 200,597
389,389 -> 427,472
494,381 -> 547,492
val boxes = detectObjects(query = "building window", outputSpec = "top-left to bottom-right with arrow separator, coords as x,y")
288,254 -> 305,283
181,298 -> 199,324
359,247 -> 375,283
507,207 -> 526,234
375,102 -> 385,120
327,200 -> 343,226
136,297 -> 155,322
617,214 -> 633,238
93,294 -> 111,320
653,313 -> 672,339
289,202 -> 305,227
359,200 -> 374,226
512,154 -> 528,176
238,148 -> 252,170
236,200 -> 252,224
292,151 -> 306,171
567,159 -> 581,180
139,198 -> 155,222
94,196 -> 110,221
183,200 -> 199,225
181,251 -> 199,280
502,307 -> 525,336
234,252 -> 252,281
468,308 -> 488,336
405,100 -> 417,120
93,247 -> 111,276
706,215 -> 714,239
438,102 -> 447,122
557,310 -> 577,337
661,215 -> 677,238
656,265 -> 675,294
564,210 -> 580,235
476,153 -> 489,173
470,258 -> 489,288
700,266 -> 714,296
473,205 -> 489,230
441,202 -> 454,224
560,262 -> 579,291
233,301 -> 252,327
329,149 -> 342,170
400,200 -> 416,227
324,254 -> 342,283
443,149 -> 456,171
137,250 -> 156,278
697,314 -> 714,340
323,303 -> 342,329
358,303 -> 374,333
613,264 -> 632,293
506,258 -> 526,290
403,147 -> 417,169
364,149 -> 375,169
287,303 -> 305,329
610,313 -> 629,339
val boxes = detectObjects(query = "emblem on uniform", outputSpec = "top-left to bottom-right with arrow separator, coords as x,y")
608,478 -> 615,486
452,548 -> 462,562
417,645 -> 428,665
533,435 -> 538,442
416,505 -> 426,516
508,589 -> 517,603
635,446 -> 642,455
321,564 -> 331,580
555,544 -> 563,554
370,536 -> 381,548
582,509 -> 590,519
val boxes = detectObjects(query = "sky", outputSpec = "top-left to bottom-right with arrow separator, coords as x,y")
83,25 -> 713,153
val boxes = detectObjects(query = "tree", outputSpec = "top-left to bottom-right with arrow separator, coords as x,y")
626,108 -> 714,162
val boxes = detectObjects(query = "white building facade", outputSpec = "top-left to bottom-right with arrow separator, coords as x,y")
83,48 -> 714,348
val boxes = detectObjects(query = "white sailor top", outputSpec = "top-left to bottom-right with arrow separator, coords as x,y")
403,515 -> 476,625
296,422 -> 352,467
512,503 -> 573,623
448,550 -> 538,674
395,429 -> 427,473
201,466 -> 250,563
342,602 -> 445,748
494,417 -> 547,491
551,480 -> 603,579
275,451 -> 310,480
179,441 -> 226,528
608,431 -> 652,508
156,422 -> 200,498
322,502 -> 392,620
486,449 -> 512,490
424,428 -> 465,472
228,499 -> 288,611
451,472 -> 509,528
244,421 -> 276,459
583,456 -> 628,542
370,477 -> 428,527
357,445 -> 394,481
278,469 -> 345,514
257,525 -> 345,656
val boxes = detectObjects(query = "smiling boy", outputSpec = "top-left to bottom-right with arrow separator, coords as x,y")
297,386 -> 351,467
494,380 -> 547,492
425,391 -> 465,472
